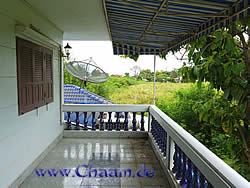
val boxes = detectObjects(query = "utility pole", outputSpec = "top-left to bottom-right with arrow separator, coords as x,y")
153,55 -> 157,105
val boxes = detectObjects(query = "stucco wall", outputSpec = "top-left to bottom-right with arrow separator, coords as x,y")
0,1 -> 63,187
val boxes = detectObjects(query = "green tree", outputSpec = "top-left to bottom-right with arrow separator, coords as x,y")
182,20 -> 250,165
156,71 -> 169,82
124,72 -> 130,77
138,69 -> 153,81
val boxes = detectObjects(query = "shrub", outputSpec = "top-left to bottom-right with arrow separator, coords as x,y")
159,83 -> 250,180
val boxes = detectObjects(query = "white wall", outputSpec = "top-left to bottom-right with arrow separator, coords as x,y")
0,1 -> 63,187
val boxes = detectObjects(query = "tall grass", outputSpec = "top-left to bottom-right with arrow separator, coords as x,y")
109,82 -> 191,104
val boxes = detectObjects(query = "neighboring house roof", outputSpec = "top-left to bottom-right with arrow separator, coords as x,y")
64,84 -> 111,104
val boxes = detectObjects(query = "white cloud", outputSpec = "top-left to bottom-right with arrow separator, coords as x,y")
63,41 -> 185,75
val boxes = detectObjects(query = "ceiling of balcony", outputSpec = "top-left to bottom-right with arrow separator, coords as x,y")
25,0 -> 110,41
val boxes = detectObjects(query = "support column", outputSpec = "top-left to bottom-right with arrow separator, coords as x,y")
153,55 -> 157,105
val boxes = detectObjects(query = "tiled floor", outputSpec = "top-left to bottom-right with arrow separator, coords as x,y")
20,138 -> 170,188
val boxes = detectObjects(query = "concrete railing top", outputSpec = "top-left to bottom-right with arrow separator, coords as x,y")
62,104 -> 150,112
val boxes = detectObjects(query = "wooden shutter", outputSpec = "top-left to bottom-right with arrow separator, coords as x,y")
17,38 -> 34,115
44,48 -> 53,103
16,37 -> 54,115
33,45 -> 45,107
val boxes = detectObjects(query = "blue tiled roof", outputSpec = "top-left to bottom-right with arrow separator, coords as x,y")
64,84 -> 111,104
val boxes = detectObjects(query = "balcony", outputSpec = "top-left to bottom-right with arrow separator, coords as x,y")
20,138 -> 170,187
20,104 -> 249,188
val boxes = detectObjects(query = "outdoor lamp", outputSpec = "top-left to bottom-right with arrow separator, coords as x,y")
64,43 -> 72,59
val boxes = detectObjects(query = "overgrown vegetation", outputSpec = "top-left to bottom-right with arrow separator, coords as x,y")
110,82 -> 190,104
158,84 -> 250,180
138,69 -> 183,82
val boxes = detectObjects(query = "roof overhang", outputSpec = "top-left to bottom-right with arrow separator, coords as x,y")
26,0 -> 110,41
104,0 -> 250,55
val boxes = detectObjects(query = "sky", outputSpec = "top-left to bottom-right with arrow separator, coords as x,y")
63,41 -> 185,75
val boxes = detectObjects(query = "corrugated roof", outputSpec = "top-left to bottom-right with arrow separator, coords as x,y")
104,0 -> 250,55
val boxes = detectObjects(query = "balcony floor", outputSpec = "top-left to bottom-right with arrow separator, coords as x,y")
20,138 -> 170,188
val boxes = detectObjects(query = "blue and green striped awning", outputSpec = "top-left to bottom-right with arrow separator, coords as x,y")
104,0 -> 250,55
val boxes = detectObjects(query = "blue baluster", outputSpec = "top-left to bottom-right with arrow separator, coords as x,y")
160,127 -> 164,153
155,121 -> 158,142
172,144 -> 179,174
153,118 -> 158,140
160,126 -> 163,150
158,123 -> 162,148
151,118 -> 155,137
151,117 -> 157,135
158,125 -> 162,150
160,127 -> 163,151
175,149 -> 183,180
124,112 -> 128,131
163,131 -> 167,157
132,112 -> 137,131
75,112 -> 80,130
204,179 -> 209,188
180,153 -> 188,187
108,112 -> 112,131
140,112 -> 145,131
158,123 -> 161,146
192,165 -> 198,188
153,123 -> 156,138
154,121 -> 158,142
116,112 -> 120,131
91,112 -> 96,130
197,170 -> 201,188
83,112 -> 88,130
66,112 -> 72,130
186,158 -> 193,188
100,112 -> 104,131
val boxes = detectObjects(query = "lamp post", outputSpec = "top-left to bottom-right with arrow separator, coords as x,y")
64,43 -> 72,60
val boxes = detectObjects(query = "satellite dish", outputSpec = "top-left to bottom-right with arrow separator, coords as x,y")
65,57 -> 109,86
